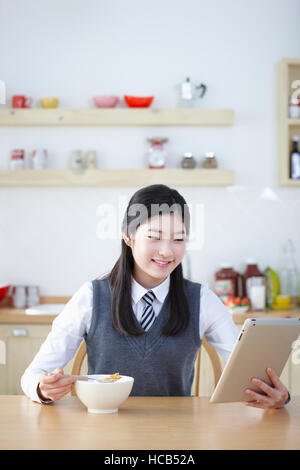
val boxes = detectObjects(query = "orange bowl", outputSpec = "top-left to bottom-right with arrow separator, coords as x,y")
124,95 -> 154,108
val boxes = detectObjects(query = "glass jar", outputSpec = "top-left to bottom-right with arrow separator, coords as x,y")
289,97 -> 300,119
202,152 -> 218,169
181,152 -> 196,169
10,149 -> 25,170
147,137 -> 168,169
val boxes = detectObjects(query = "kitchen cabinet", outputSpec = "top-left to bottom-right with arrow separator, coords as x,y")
0,323 -> 77,395
278,58 -> 300,186
0,324 -> 52,394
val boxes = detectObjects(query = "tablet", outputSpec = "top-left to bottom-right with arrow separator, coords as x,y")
210,318 -> 300,404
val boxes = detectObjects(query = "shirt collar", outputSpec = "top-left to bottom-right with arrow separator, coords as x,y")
131,275 -> 170,305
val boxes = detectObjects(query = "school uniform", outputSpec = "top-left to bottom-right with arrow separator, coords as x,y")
21,276 -> 239,402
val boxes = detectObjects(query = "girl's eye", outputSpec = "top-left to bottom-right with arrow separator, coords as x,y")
148,236 -> 185,242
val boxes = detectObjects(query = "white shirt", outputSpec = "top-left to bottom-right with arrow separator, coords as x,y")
21,276 -> 239,403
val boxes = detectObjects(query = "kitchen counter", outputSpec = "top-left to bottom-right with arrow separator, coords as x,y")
0,296 -> 69,324
0,300 -> 299,324
0,395 -> 299,450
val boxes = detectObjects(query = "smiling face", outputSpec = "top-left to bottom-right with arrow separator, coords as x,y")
123,212 -> 187,289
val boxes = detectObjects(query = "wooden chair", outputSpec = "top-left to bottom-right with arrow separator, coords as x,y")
71,337 -> 222,397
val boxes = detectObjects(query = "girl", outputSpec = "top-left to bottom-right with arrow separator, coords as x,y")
21,184 -> 289,409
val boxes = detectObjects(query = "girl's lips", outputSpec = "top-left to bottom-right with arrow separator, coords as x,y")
152,259 -> 173,268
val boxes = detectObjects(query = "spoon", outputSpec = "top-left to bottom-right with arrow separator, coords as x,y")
76,373 -> 121,383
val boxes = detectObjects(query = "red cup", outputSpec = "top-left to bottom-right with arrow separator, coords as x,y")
12,95 -> 33,108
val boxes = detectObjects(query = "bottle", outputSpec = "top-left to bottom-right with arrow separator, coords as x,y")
264,267 -> 280,309
214,264 -> 243,303
290,136 -> 300,179
242,261 -> 266,310
278,239 -> 300,308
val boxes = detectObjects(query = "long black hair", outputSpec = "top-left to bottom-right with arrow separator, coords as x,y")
107,184 -> 191,336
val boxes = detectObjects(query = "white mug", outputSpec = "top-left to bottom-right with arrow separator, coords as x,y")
27,285 -> 40,307
12,286 -> 27,308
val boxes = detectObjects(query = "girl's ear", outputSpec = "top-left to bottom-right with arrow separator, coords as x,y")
122,232 -> 132,248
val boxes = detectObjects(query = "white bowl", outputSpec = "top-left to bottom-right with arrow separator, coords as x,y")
74,374 -> 134,414
229,306 -> 250,314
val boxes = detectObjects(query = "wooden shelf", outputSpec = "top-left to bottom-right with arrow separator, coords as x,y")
0,168 -> 235,187
278,58 -> 300,186
0,108 -> 235,127
288,119 -> 300,126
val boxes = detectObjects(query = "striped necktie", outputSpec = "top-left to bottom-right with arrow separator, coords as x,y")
140,290 -> 156,331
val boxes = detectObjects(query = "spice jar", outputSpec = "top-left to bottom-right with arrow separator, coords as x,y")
181,152 -> 196,169
202,152 -> 218,169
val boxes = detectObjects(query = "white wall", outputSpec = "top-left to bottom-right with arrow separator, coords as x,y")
0,0 -> 300,295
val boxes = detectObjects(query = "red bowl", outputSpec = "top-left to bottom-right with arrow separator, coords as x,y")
124,95 -> 154,108
0,284 -> 10,302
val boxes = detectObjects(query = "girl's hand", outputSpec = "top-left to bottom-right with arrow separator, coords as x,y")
245,368 -> 289,409
38,367 -> 78,401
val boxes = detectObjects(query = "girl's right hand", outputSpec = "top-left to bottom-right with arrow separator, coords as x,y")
38,367 -> 78,401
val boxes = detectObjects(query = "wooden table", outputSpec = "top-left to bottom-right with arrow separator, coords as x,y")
1,395 -> 300,450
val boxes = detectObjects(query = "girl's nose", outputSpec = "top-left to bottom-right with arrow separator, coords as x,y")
158,241 -> 173,258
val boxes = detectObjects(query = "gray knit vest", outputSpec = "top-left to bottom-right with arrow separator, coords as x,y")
85,277 -> 201,396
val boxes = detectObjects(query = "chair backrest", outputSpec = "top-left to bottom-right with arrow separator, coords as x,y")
71,337 -> 222,397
